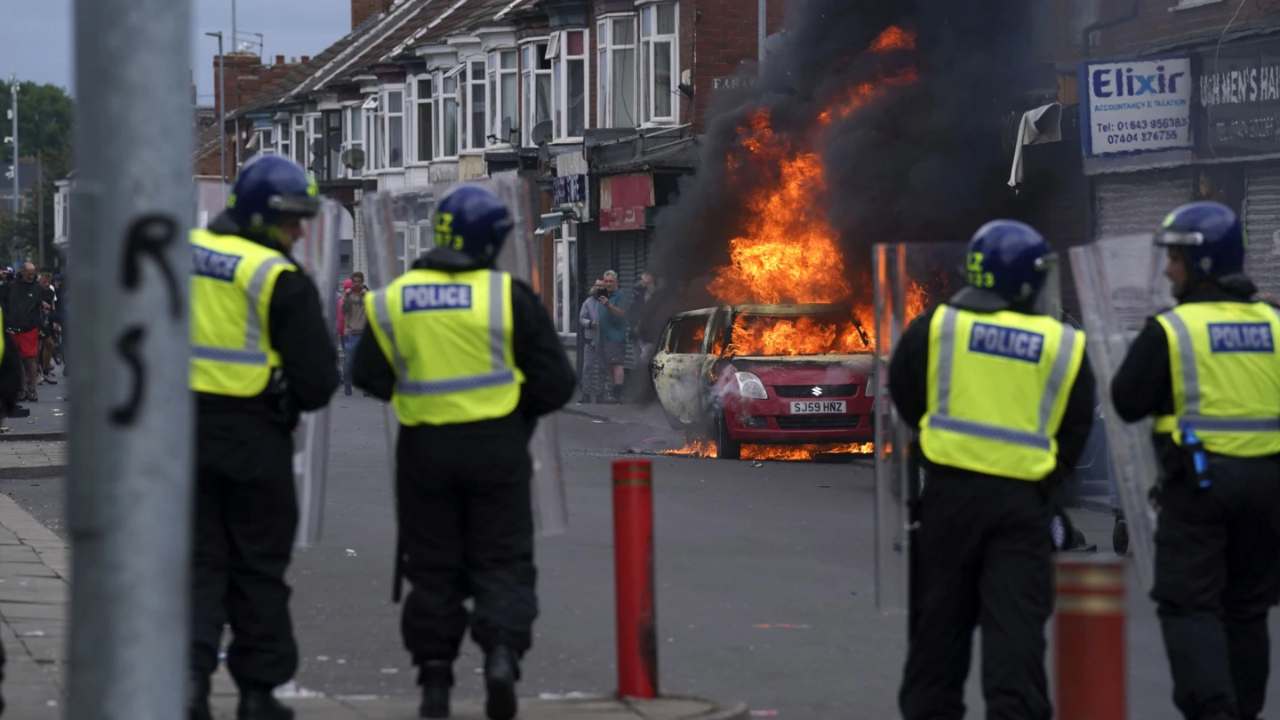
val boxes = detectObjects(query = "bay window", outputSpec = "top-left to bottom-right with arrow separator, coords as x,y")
551,29 -> 588,140
363,95 -> 383,171
437,71 -> 460,159
344,106 -> 363,178
255,127 -> 275,156
275,120 -> 290,157
462,60 -> 487,151
385,87 -> 405,168
305,113 -> 322,174
416,77 -> 434,162
488,50 -> 519,144
640,2 -> 678,124
324,110 -> 343,180
598,16 -> 638,128
293,115 -> 306,166
521,40 -> 552,146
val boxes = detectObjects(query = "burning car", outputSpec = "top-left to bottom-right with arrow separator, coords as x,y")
652,302 -> 875,459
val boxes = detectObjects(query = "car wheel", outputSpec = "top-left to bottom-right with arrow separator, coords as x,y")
715,412 -> 741,460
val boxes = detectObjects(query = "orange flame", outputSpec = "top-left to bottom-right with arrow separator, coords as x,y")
708,26 -> 931,357
662,441 -> 875,460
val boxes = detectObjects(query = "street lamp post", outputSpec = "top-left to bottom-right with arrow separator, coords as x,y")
206,31 -> 226,204
8,74 -> 18,266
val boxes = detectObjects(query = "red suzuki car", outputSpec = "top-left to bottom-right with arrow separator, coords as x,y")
650,303 -> 876,459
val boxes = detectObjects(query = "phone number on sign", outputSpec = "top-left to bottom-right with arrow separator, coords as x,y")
1106,129 -> 1183,145
1114,117 -> 1189,131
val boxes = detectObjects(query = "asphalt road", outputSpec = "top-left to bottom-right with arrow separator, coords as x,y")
6,396 -> 1280,718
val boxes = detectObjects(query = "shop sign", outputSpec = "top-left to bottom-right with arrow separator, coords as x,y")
553,174 -> 587,206
1079,57 -> 1193,157
600,207 -> 646,232
1197,41 -> 1280,156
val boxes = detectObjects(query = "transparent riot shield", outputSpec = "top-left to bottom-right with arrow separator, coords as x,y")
362,177 -> 567,538
1069,236 -> 1168,592
290,199 -> 343,549
872,242 -> 970,618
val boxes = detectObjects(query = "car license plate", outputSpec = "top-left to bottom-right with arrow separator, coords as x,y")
790,401 -> 846,414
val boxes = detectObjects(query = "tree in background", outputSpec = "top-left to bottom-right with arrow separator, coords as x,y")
0,79 -> 74,266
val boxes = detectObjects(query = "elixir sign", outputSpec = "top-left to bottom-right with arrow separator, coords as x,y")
1079,57 -> 1192,157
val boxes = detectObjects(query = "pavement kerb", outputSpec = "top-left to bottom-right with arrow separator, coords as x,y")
0,431 -> 68,443
0,464 -> 67,480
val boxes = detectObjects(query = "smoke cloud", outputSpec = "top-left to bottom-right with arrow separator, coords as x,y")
651,0 -> 1032,309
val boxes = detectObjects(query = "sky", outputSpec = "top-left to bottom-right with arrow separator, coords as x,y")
0,0 -> 350,106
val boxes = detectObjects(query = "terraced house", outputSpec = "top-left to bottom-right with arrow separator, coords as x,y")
193,0 -> 786,342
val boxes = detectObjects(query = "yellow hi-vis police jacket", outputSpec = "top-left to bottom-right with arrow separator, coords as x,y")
366,268 -> 526,427
189,230 -> 294,397
1153,301 -> 1280,457
918,305 -> 1086,482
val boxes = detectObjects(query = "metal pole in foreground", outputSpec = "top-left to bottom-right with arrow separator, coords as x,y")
612,459 -> 658,699
1054,555 -> 1126,720
757,0 -> 766,65
69,0 -> 193,717
9,74 -> 17,266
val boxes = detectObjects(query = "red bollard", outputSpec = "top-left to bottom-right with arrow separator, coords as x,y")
1055,554 -> 1126,720
612,459 -> 658,699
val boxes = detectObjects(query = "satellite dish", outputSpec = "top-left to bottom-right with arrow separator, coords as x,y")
341,147 -> 366,170
531,120 -> 553,146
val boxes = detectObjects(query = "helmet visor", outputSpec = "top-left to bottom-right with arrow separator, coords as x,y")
1154,229 -> 1205,248
268,194 -> 322,219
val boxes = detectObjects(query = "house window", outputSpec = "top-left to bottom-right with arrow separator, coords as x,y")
436,72 -> 460,159
324,111 -> 343,181
363,95 -> 383,171
256,128 -> 275,156
293,115 -> 307,166
385,88 -> 405,168
304,113 -> 323,176
521,40 -> 552,146
554,221 -> 578,335
488,50 -> 519,144
416,77 -> 434,161
276,121 -> 291,157
344,106 -> 363,178
640,2 -> 678,124
598,16 -> 638,128
462,61 -> 487,151
551,29 -> 589,140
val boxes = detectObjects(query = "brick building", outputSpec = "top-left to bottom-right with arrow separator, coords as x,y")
1009,0 -> 1280,316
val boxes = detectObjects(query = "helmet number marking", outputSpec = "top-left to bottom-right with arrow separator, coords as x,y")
434,212 -> 465,251
966,252 -> 995,289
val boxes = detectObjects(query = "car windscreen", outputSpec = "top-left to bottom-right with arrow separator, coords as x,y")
726,312 -> 870,357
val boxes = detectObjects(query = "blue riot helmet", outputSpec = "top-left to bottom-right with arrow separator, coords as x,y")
432,184 -> 515,266
226,155 -> 321,242
965,220 -> 1055,305
1154,201 -> 1246,290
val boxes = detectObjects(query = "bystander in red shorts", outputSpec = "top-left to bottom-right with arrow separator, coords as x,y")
7,329 -> 39,359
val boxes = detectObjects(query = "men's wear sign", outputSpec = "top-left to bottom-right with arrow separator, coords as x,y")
1079,58 -> 1193,157
1196,42 -> 1280,156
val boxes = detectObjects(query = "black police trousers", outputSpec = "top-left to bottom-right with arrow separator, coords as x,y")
900,472 -> 1054,720
396,418 -> 538,665
1153,455 -> 1280,720
190,413 -> 299,692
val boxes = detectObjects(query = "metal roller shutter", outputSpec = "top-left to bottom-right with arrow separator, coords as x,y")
1245,165 -> 1280,299
1094,170 -> 1191,240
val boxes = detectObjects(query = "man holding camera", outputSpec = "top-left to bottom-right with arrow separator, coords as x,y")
597,270 -> 631,404
578,279 -> 607,404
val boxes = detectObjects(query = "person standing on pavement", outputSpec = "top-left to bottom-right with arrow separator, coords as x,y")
597,269 -> 631,403
36,272 -> 57,388
187,155 -> 339,720
353,184 -> 576,720
0,305 -> 26,716
1112,201 -> 1280,720
889,220 -> 1096,720
341,272 -> 370,396
3,264 -> 44,403
578,278 -> 606,404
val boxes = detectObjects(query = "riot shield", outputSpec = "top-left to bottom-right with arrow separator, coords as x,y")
362,177 -> 567,538
872,242 -> 970,617
290,198 -> 343,549
1069,236 -> 1168,592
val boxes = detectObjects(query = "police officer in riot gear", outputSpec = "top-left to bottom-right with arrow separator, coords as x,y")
352,185 -> 575,720
889,220 -> 1096,720
1112,201 -> 1280,720
188,155 -> 339,720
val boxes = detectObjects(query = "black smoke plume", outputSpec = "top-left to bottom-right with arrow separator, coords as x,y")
651,0 -> 1032,309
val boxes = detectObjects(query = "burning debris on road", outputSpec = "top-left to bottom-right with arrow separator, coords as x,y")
663,439 -> 874,462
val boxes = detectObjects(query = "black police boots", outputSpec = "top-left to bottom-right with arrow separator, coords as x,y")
236,687 -> 294,720
484,646 -> 520,720
418,660 -> 453,719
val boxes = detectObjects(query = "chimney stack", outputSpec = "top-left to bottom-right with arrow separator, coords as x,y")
301,55 -> 311,63
276,54 -> 285,65
351,0 -> 395,31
